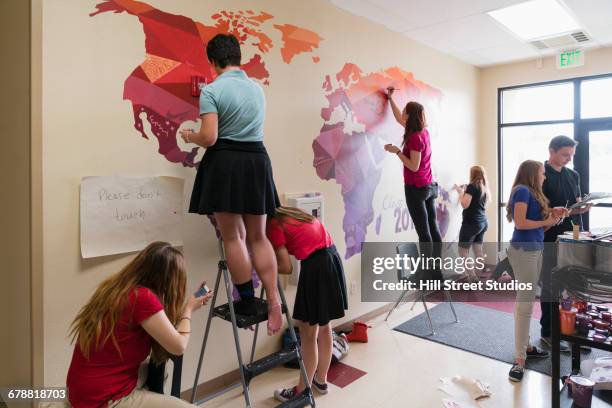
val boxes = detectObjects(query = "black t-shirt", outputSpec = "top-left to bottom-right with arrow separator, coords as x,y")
542,161 -> 582,242
462,183 -> 487,224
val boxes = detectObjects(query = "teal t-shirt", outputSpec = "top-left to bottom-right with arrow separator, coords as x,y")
199,70 -> 265,142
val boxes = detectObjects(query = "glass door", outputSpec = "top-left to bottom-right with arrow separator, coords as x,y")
576,122 -> 612,231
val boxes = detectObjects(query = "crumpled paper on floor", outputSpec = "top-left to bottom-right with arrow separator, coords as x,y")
439,375 -> 492,407
442,399 -> 465,408
442,398 -> 480,408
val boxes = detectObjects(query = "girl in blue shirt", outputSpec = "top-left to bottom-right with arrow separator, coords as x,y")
505,160 -> 567,382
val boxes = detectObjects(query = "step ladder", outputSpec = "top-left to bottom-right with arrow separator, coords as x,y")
189,238 -> 315,408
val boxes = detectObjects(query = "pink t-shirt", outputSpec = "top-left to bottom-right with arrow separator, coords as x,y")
402,129 -> 432,187
266,217 -> 333,260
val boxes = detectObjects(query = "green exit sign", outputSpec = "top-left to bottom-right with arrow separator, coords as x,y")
557,49 -> 584,69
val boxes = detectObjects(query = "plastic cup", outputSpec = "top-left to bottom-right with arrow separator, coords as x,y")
573,225 -> 580,240
560,308 -> 577,335
569,375 -> 595,408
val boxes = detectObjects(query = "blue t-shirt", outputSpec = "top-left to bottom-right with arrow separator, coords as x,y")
199,70 -> 265,142
509,185 -> 544,250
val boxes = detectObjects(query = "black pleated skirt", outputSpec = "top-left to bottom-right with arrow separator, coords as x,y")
293,245 -> 348,326
188,139 -> 280,215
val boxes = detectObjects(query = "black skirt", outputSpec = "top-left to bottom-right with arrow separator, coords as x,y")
293,245 -> 348,326
189,139 -> 280,215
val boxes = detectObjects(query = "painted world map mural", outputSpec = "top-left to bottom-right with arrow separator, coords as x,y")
90,0 -> 323,167
90,0 -> 453,259
313,64 -> 451,259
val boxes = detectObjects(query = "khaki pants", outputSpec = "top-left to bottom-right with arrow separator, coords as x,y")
108,389 -> 195,408
508,246 -> 542,361
38,389 -> 195,408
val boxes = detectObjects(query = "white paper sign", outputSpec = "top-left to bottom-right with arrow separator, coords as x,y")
80,176 -> 184,258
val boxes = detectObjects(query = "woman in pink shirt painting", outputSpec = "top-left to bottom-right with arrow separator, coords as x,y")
384,87 -> 442,280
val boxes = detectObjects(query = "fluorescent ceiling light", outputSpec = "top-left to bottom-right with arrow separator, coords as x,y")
488,0 -> 580,40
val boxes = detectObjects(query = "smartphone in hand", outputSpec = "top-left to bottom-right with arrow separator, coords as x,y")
194,285 -> 210,298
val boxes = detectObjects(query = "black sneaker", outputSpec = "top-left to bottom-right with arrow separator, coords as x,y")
509,363 -> 524,382
541,337 -> 570,352
274,387 -> 297,402
526,346 -> 549,359
312,378 -> 328,395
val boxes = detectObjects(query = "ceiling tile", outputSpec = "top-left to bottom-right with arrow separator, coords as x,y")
447,50 -> 495,66
329,0 -> 418,31
587,25 -> 612,46
329,0 -> 612,66
404,13 -> 523,53
366,0 -> 524,28
399,25 -> 464,55
470,42 -> 540,66
564,0 -> 612,30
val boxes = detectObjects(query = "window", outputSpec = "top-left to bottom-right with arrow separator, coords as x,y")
502,83 -> 573,123
581,77 -> 612,119
500,123 -> 574,242
501,124 -> 574,203
498,74 -> 612,242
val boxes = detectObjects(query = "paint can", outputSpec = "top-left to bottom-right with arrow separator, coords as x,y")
560,308 -> 577,335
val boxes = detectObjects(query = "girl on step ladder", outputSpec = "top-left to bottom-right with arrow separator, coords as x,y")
181,33 -> 282,335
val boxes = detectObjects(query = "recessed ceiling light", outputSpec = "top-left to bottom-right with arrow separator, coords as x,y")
488,0 -> 580,41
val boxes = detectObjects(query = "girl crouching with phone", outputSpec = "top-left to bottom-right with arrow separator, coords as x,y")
66,242 -> 212,407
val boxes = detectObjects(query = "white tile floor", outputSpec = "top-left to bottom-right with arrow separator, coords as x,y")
199,301 -> 552,408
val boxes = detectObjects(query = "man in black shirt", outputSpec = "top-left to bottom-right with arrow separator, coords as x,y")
540,135 -> 591,348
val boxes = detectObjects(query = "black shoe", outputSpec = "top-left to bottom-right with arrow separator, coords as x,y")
526,346 -> 549,359
274,387 -> 298,402
541,337 -> 570,352
509,363 -> 524,382
312,378 -> 328,395
234,297 -> 257,316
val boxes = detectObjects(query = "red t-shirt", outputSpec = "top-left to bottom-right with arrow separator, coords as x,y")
66,286 -> 164,408
402,129 -> 433,187
266,217 -> 332,260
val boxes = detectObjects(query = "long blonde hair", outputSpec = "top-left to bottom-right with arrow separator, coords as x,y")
506,160 -> 549,222
69,242 -> 186,363
469,165 -> 490,204
274,206 -> 316,223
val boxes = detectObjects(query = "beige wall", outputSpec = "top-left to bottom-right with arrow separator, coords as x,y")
0,0 -> 34,391
32,0 -> 44,389
40,0 -> 479,390
479,47 -> 612,241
